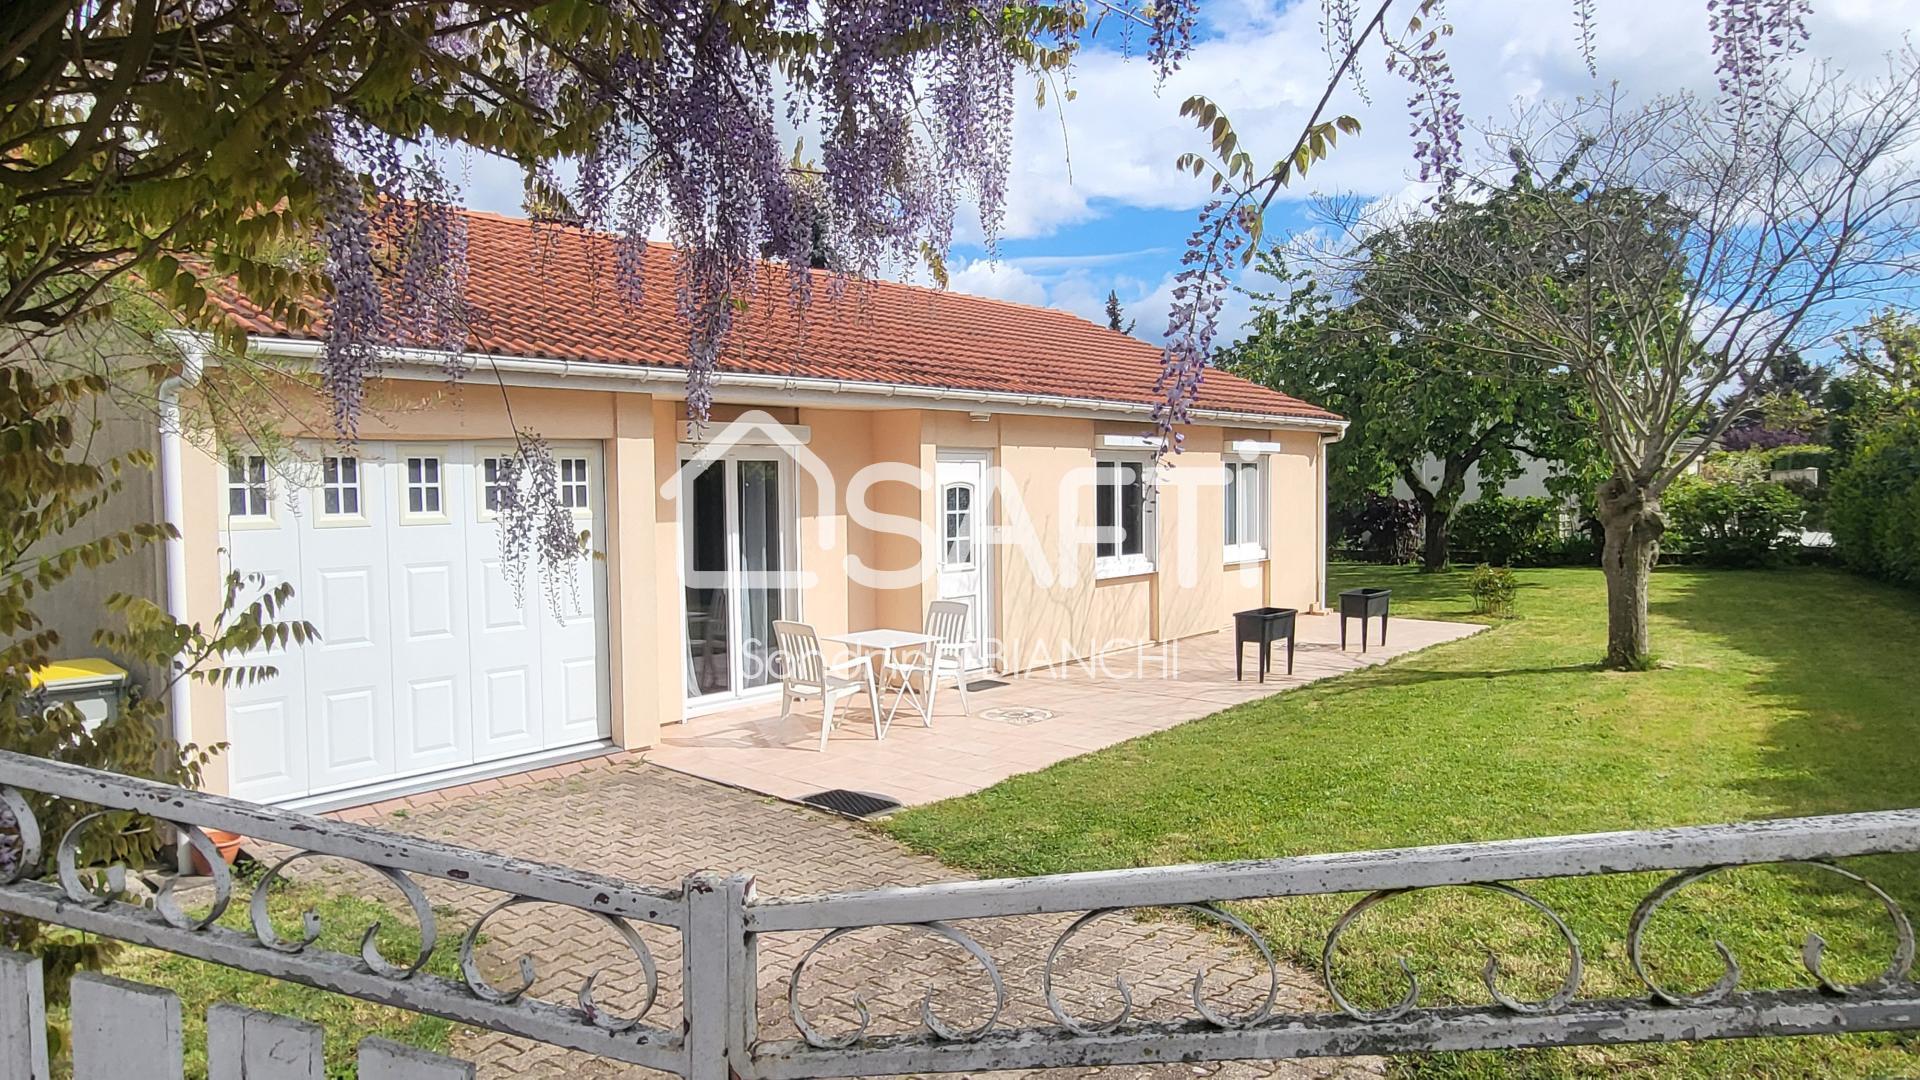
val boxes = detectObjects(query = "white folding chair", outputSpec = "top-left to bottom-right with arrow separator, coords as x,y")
884,600 -> 974,727
773,621 -> 883,751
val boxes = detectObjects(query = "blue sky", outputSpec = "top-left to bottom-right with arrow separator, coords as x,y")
456,0 -> 1920,347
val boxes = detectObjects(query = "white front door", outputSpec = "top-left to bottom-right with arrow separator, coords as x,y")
223,441 -> 612,804
935,452 -> 991,672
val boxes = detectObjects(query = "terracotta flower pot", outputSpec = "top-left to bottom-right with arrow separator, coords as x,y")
190,829 -> 246,876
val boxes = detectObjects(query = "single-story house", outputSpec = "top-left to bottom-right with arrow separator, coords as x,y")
85,209 -> 1345,809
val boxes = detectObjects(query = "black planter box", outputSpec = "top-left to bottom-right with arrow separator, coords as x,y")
1233,607 -> 1297,682
1339,588 -> 1391,652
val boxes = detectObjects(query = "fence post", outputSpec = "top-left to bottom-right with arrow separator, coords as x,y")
0,950 -> 49,1080
724,874 -> 758,1075
682,871 -> 731,1080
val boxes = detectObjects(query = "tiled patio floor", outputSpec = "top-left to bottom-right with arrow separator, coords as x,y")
646,612 -> 1482,808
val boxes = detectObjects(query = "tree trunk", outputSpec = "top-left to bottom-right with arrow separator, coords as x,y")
1595,474 -> 1665,670
1421,502 -> 1453,571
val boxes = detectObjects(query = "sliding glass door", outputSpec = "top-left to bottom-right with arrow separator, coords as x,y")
681,455 -> 798,703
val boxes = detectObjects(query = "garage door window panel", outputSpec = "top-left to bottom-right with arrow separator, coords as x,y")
401,450 -> 449,523
226,454 -> 274,526
318,455 -> 367,525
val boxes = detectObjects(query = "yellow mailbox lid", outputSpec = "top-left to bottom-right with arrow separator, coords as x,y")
28,658 -> 128,691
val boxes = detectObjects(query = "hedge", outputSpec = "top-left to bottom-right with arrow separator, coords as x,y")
1662,475 -> 1805,567
1829,413 -> 1920,587
1451,496 -> 1562,566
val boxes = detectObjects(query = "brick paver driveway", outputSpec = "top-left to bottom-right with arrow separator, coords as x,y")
320,761 -> 1381,1080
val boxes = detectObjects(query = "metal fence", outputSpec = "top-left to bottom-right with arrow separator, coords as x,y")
2,749 -> 1917,1079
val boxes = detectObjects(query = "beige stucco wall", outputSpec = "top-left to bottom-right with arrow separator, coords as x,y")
158,375 -> 1327,793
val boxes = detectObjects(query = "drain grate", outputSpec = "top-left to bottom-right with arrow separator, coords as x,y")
979,705 -> 1055,726
965,679 -> 1011,692
798,789 -> 903,819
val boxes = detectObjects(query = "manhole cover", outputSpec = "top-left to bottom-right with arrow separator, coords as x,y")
979,706 -> 1054,726
798,789 -> 902,818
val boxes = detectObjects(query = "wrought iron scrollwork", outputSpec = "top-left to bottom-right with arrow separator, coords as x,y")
248,851 -> 436,979
0,786 -> 43,884
154,825 -> 233,930
54,810 -> 232,930
788,921 -> 1006,1048
1321,882 -> 1584,1022
458,896 -> 660,1031
1042,903 -> 1280,1035
1629,860 -> 1916,1006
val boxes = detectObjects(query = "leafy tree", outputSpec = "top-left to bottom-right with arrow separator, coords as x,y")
1104,290 -> 1135,335
1221,251 -> 1596,570
1,0 -> 1124,468
1826,309 -> 1920,466
1309,61 -> 1920,668
1710,350 -> 1830,449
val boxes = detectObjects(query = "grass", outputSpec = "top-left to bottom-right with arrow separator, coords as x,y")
881,563 -> 1920,1078
90,877 -> 463,1079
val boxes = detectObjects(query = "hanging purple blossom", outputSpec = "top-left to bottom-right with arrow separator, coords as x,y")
304,127 -> 386,437
494,432 -> 586,613
1707,0 -> 1812,115
1154,200 -> 1252,446
1383,0 -> 1463,189
1148,0 -> 1201,82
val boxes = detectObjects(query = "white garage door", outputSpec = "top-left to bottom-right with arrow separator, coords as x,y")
221,441 -> 611,805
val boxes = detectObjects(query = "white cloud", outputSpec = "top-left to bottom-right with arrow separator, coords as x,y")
992,0 -> 1920,240
944,259 -> 1052,308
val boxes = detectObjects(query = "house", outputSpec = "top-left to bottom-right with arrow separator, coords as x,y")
96,210 -> 1344,809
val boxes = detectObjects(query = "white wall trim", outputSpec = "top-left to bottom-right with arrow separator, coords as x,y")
226,335 -> 1350,435
678,420 -> 811,446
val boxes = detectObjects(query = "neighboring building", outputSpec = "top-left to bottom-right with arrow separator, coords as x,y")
1391,451 -> 1575,506
101,210 -> 1344,809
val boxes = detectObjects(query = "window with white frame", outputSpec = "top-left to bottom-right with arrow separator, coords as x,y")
943,483 -> 974,565
559,457 -> 590,510
1094,455 -> 1154,577
480,456 -> 511,513
320,455 -> 362,517
1224,459 -> 1267,562
404,454 -> 443,516
226,454 -> 270,519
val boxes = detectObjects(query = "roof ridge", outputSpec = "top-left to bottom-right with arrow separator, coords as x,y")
454,207 -> 1163,344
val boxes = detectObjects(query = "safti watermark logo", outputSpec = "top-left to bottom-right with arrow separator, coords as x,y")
664,410 -> 1262,591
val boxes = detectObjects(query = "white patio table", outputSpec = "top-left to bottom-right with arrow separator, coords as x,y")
824,628 -> 935,736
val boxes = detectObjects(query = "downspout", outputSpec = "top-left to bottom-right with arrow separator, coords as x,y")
157,336 -> 206,753
1316,428 -> 1346,612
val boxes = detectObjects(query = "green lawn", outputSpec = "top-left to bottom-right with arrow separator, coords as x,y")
95,881 -> 462,1079
882,563 -> 1920,1078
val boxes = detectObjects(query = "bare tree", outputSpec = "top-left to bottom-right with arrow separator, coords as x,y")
1315,53 -> 1920,668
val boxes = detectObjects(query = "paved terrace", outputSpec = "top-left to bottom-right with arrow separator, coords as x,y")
646,612 -> 1483,808
310,762 -> 1386,1080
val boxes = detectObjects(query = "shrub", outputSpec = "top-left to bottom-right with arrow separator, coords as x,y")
1829,413 -> 1920,587
1451,496 -> 1561,566
1698,447 -> 1831,531
1469,563 -> 1519,617
1341,494 -> 1421,564
1662,475 -> 1805,567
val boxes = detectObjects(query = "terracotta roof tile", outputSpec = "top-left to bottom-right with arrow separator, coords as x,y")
212,209 -> 1341,425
